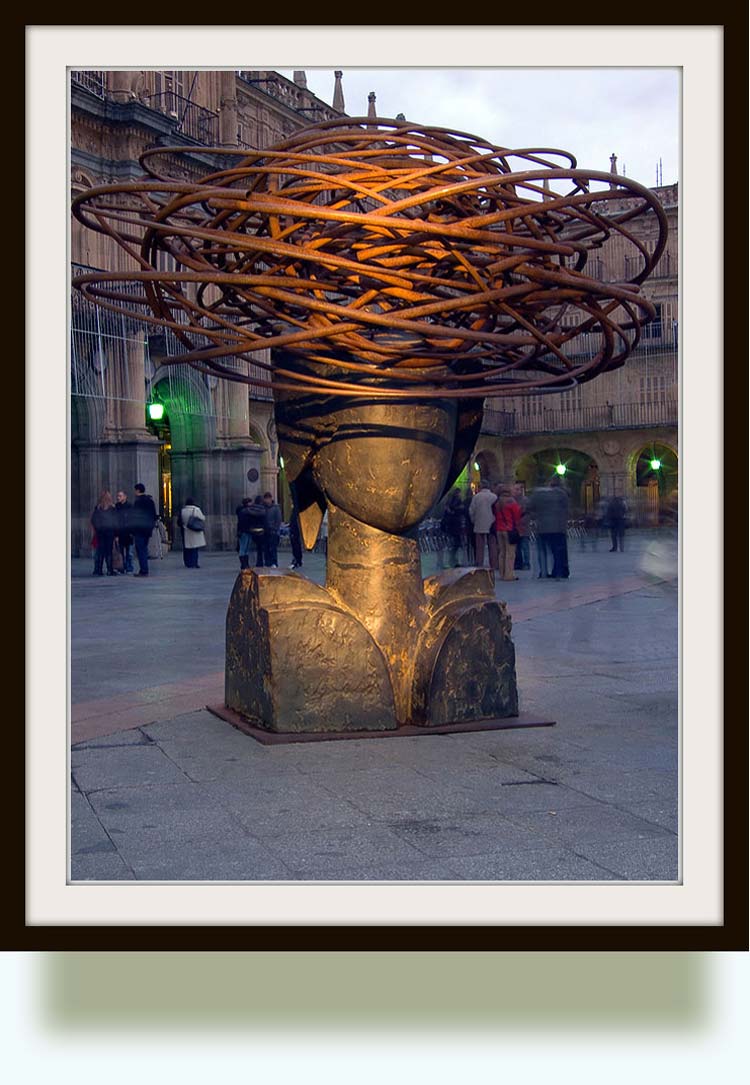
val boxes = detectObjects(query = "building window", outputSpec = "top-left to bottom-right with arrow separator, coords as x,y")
642,303 -> 663,339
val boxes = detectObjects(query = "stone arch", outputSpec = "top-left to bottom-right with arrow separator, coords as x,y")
627,439 -> 679,526
474,447 -> 501,485
513,445 -> 601,516
150,365 -> 216,452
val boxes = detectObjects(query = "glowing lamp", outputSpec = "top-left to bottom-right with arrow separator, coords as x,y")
650,458 -> 662,471
555,463 -> 567,476
147,402 -> 164,421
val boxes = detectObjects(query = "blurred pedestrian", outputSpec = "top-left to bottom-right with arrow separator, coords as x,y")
131,482 -> 157,576
262,491 -> 282,568
606,494 -> 628,552
90,490 -> 118,576
512,482 -> 531,570
529,479 -> 569,579
440,490 -> 465,568
495,487 -> 523,581
288,508 -> 303,570
237,497 -> 267,570
468,480 -> 497,569
548,477 -> 570,578
179,496 -> 206,568
114,489 -> 134,573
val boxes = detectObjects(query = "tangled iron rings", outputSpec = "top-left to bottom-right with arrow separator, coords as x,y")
72,118 -> 669,399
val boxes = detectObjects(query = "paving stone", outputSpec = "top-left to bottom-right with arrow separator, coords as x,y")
443,848 -> 621,882
616,800 -> 679,834
550,768 -> 677,806
123,838 -> 293,882
280,855 -> 463,882
73,728 -> 152,750
87,782 -> 248,846
454,780 -> 608,816
207,775 -> 373,834
71,744 -> 191,793
573,835 -> 679,880
387,814 -> 547,858
499,804 -> 674,847
70,852 -> 133,881
260,825 -> 427,868
70,791 -> 116,852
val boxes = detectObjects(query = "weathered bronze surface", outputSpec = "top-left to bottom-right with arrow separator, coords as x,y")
72,118 -> 668,734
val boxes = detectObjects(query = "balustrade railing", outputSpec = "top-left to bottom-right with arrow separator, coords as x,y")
143,92 -> 219,144
482,398 -> 678,436
71,70 -> 106,98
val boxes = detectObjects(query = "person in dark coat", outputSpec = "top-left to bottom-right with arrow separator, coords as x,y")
262,491 -> 282,568
114,490 -> 134,574
606,494 -> 629,552
288,508 -> 303,570
90,490 -> 118,576
131,482 -> 157,576
529,479 -> 570,579
236,497 -> 267,569
441,490 -> 465,568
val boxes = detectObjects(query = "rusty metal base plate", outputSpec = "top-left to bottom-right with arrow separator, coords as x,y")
206,703 -> 555,745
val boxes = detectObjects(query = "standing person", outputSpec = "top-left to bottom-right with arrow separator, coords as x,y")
548,477 -> 570,578
512,482 -> 531,571
131,483 -> 157,576
468,480 -> 498,569
114,490 -> 134,574
90,491 -> 118,576
179,497 -> 206,568
495,487 -> 523,582
288,508 -> 303,570
461,494 -> 474,565
236,497 -> 266,570
440,490 -> 465,568
262,491 -> 282,568
606,493 -> 628,552
529,480 -> 569,579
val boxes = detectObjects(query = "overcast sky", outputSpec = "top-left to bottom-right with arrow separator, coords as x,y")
279,68 -> 679,190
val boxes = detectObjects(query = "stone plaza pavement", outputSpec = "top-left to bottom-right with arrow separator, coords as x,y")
71,530 -> 679,882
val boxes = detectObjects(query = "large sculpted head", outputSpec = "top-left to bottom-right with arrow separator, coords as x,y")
73,118 -> 668,535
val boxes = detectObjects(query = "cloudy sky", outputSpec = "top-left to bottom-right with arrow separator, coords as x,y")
279,68 -> 680,191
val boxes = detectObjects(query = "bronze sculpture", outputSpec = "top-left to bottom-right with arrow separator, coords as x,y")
73,118 -> 668,734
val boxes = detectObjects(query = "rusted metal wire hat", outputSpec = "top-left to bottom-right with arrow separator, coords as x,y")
72,117 -> 668,399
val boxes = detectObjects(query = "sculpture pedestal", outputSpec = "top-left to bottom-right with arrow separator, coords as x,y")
224,548 -> 521,735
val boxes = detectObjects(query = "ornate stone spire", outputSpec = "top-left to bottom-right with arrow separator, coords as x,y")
609,153 -> 618,189
292,71 -> 307,89
333,70 -> 344,112
367,91 -> 377,120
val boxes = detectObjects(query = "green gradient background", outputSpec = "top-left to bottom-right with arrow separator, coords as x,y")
45,953 -> 704,1031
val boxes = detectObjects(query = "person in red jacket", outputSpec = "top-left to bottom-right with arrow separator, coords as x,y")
494,487 -> 523,582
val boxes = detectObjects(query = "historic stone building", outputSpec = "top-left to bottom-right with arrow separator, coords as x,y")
472,168 -> 678,526
71,75 -> 677,554
70,68 -> 347,555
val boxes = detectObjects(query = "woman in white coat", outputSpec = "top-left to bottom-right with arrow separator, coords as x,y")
180,496 -> 206,568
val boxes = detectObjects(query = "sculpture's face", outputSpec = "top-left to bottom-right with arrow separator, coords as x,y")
308,398 -> 458,534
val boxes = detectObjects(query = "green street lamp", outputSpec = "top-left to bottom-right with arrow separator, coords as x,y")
555,463 -> 567,476
650,458 -> 662,471
148,402 -> 165,421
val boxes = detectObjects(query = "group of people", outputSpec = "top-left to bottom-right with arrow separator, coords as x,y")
442,480 -> 634,581
90,484 -> 159,577
235,493 -> 283,570
466,479 -> 570,580
440,478 -> 571,580
90,485 -> 207,576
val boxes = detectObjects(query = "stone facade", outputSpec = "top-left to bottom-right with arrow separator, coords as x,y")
470,180 -> 679,524
70,69 -> 345,555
